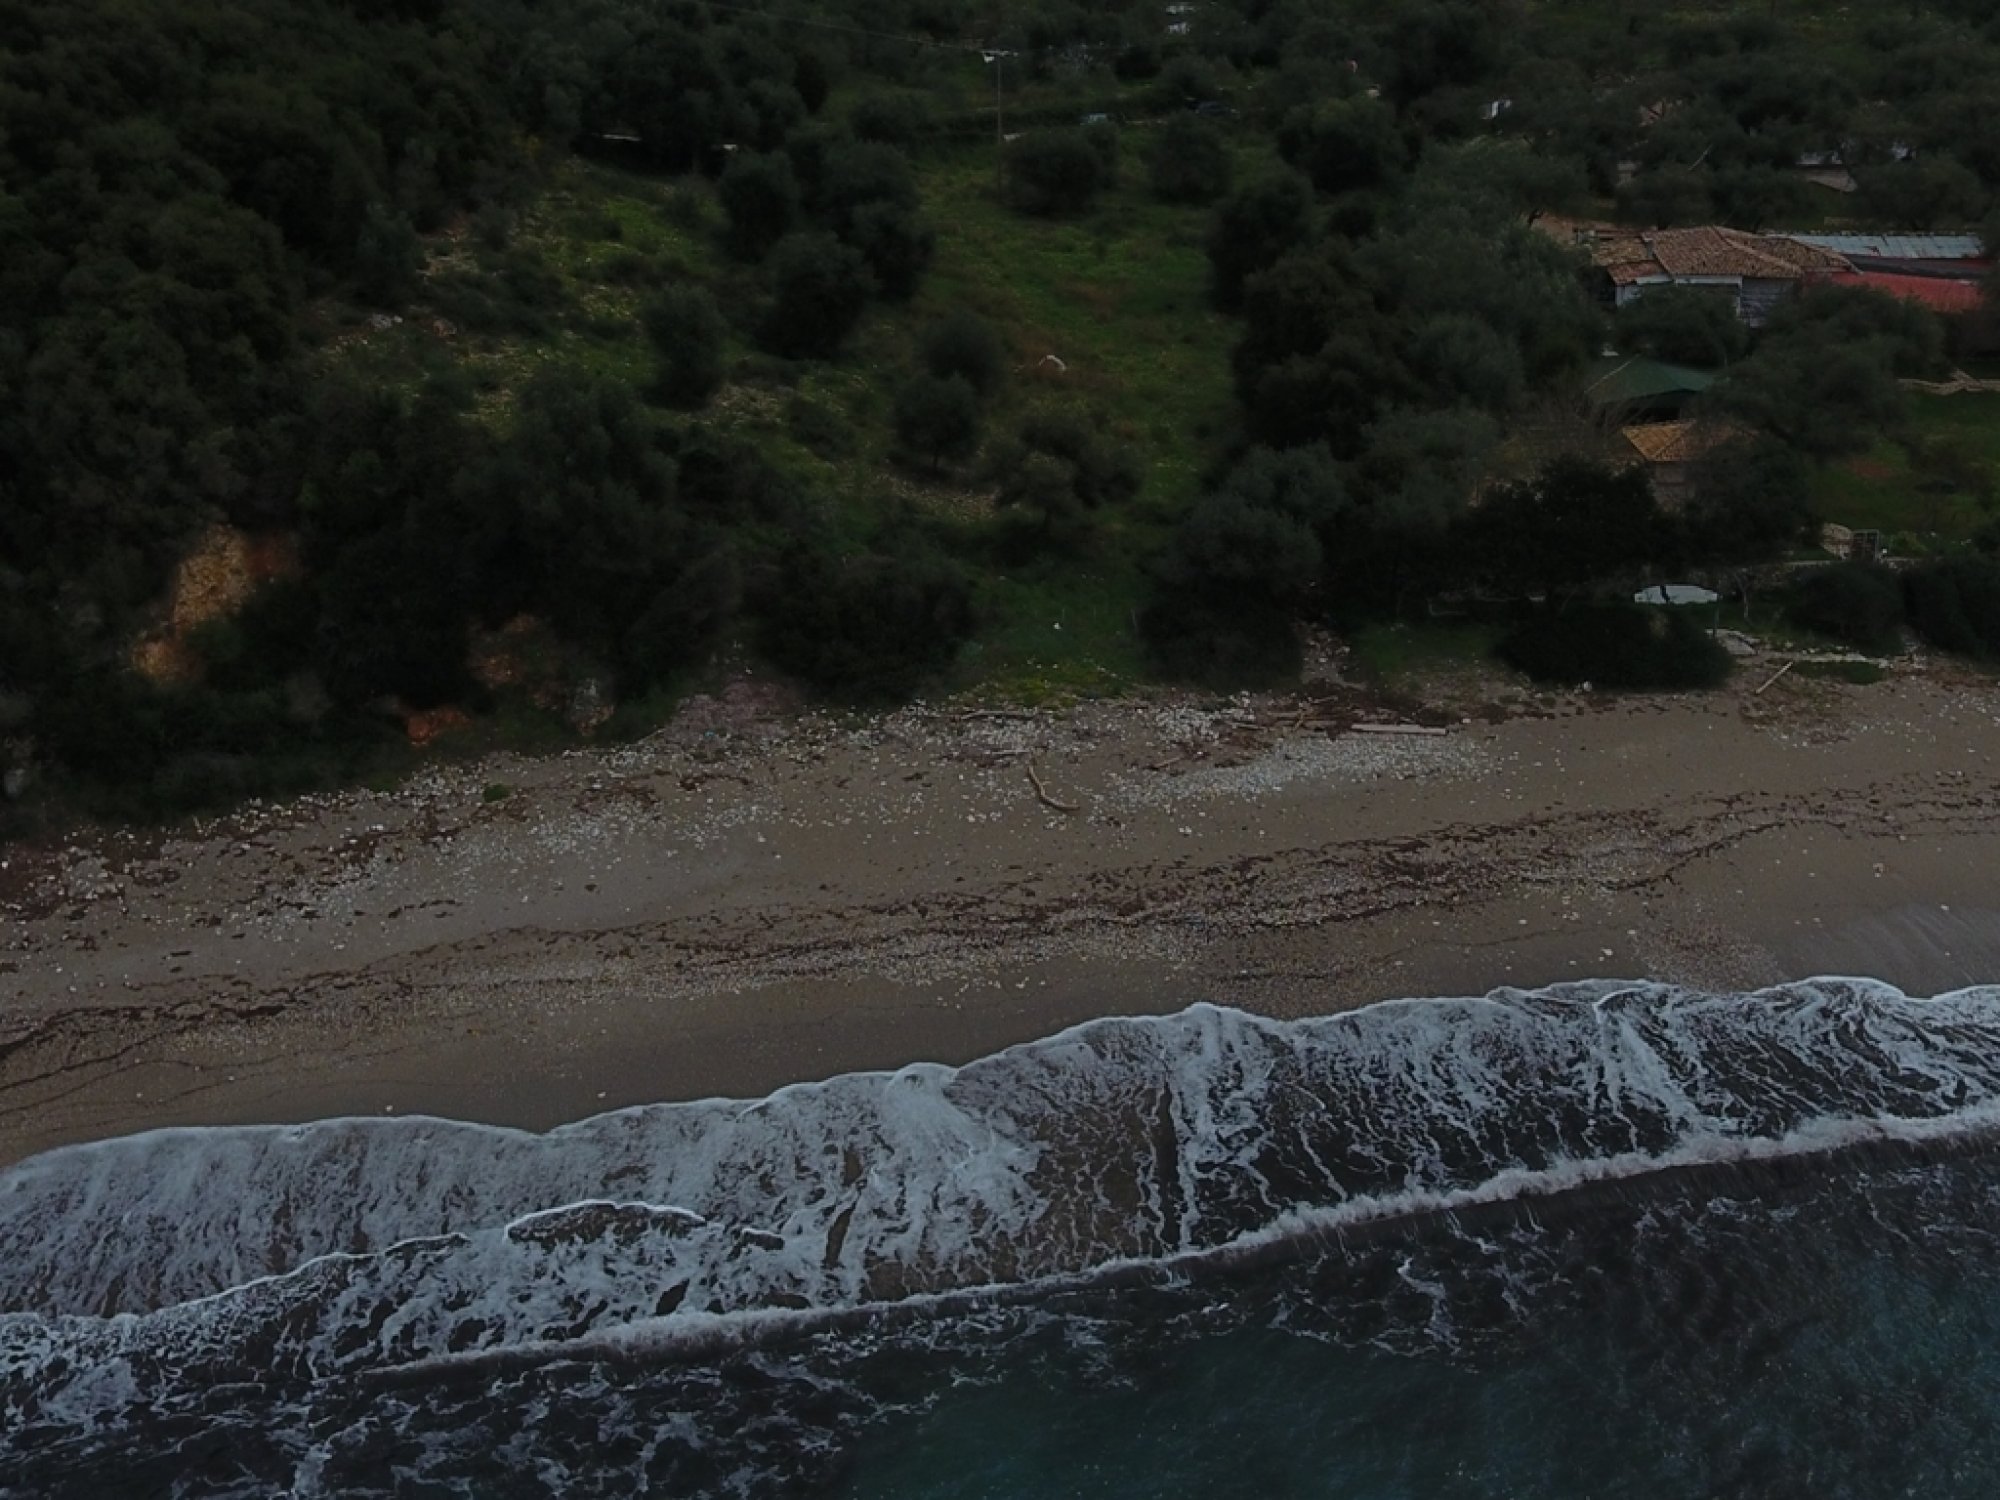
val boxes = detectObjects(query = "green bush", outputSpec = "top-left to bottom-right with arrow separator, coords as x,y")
986,411 -> 1143,549
1147,114 -> 1233,205
816,140 -> 921,234
757,546 -> 975,701
1903,557 -> 2000,659
1497,604 -> 1733,690
717,152 -> 800,261
1614,285 -> 1749,369
920,310 -> 1006,398
427,257 -> 563,337
1784,563 -> 1903,654
643,286 -> 729,409
1006,129 -> 1112,216
758,233 -> 875,358
893,374 -> 982,471
786,395 -> 854,457
845,198 -> 934,301
847,92 -> 936,148
1141,594 -> 1302,688
354,201 -> 424,306
1205,172 -> 1314,312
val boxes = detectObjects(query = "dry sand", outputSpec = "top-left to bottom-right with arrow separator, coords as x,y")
3,649 -> 1998,1166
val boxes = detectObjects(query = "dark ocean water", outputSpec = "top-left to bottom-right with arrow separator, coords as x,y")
3,980 -> 2000,1498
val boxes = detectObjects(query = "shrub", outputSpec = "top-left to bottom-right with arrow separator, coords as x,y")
672,426 -> 802,524
893,374 -> 981,471
717,152 -> 800,261
816,140 -> 920,234
1139,446 -> 1344,685
920,310 -> 1005,398
757,546 -> 975,700
759,232 -> 875,358
1276,97 -> 1404,196
1903,556 -> 2000,659
428,253 -> 564,337
1141,593 -> 1302,688
1206,172 -> 1314,312
1614,286 -> 1749,369
1006,130 -> 1111,216
1497,603 -> 1733,690
642,286 -> 729,409
987,410 -> 1143,548
848,92 -> 935,148
845,198 -> 934,301
1016,411 -> 1141,508
1784,563 -> 1903,653
602,251 -> 661,287
314,529 -> 472,709
1147,114 -> 1233,204
354,201 -> 423,305
786,395 -> 853,456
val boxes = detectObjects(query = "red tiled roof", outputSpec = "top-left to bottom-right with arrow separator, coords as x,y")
1820,270 -> 1986,315
1589,227 -> 1851,284
1621,420 -> 1744,465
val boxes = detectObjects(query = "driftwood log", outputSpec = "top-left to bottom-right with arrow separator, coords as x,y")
1754,661 -> 1796,696
1026,761 -> 1080,814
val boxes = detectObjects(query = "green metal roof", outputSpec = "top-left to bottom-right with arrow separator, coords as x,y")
1583,356 -> 1718,408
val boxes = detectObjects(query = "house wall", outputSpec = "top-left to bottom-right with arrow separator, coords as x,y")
1647,460 -> 1695,511
1619,276 -> 1746,319
1739,278 -> 1794,327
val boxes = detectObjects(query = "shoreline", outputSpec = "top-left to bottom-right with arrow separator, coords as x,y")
4,656 -> 1999,1166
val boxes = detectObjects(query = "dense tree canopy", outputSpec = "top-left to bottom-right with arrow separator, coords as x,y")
12,0 -> 2000,815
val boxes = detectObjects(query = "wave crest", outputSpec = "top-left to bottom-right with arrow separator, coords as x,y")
4,977 -> 2000,1437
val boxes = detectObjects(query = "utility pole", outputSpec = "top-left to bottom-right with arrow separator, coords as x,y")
989,3 -> 1007,194
985,48 -> 1005,193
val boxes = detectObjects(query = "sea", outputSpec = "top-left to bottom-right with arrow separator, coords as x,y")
4,979 -> 2000,1498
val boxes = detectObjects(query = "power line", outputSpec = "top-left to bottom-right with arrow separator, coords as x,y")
665,0 -> 1000,56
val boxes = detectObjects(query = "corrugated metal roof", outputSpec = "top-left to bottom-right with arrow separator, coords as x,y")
1784,233 -> 1986,261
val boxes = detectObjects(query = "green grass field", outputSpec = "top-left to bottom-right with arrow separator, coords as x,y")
1813,394 -> 2000,553
325,136 -> 1241,706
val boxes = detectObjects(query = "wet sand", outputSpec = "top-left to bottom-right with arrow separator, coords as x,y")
3,656 -> 1998,1166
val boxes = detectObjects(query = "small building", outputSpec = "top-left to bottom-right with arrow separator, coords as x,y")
1620,419 -> 1744,509
1586,227 -> 1852,326
1791,150 -> 1857,194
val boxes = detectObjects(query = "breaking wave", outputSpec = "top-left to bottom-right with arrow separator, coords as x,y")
4,978 -> 2000,1496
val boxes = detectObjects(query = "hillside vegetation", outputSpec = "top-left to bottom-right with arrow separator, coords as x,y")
7,0 -> 2000,821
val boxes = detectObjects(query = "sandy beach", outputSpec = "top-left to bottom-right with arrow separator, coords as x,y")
3,647 -> 1998,1168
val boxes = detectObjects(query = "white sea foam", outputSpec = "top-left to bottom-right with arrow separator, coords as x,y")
4,977 -> 2000,1451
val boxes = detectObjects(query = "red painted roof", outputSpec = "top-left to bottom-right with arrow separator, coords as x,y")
1822,270 -> 1986,315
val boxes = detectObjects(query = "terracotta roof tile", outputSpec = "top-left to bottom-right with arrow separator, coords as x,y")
1620,420 -> 1743,465
1743,235 -> 1851,274
1589,227 -> 1852,284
